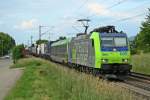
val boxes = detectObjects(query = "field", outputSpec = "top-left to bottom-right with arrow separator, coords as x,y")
5,58 -> 142,100
132,53 -> 150,75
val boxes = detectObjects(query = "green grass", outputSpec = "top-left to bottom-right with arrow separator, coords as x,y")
6,58 -> 141,100
132,53 -> 150,75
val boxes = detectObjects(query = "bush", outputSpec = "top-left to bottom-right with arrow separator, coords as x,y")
143,46 -> 150,53
132,53 -> 150,75
12,44 -> 25,63
131,48 -> 137,55
0,32 -> 16,56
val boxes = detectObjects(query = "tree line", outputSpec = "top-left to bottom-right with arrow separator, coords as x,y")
0,32 -> 15,56
131,8 -> 150,54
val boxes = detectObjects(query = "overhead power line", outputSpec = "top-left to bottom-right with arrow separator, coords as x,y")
76,0 -> 89,12
63,0 -> 89,20
88,0 -> 128,18
66,0 -> 128,34
55,0 -> 125,34
107,0 -> 128,9
51,0 -> 90,35
122,1 -> 150,12
72,26 -> 81,33
91,12 -> 146,29
113,13 -> 146,22
90,0 -> 150,26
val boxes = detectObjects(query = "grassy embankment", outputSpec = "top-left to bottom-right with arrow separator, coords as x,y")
132,53 -> 150,75
5,58 -> 142,100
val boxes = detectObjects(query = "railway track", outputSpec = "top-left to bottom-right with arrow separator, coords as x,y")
57,62 -> 150,99
115,72 -> 150,99
39,58 -> 150,99
59,62 -> 150,99
130,72 -> 150,81
128,72 -> 150,91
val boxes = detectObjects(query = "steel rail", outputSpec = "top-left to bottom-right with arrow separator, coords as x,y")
130,72 -> 150,81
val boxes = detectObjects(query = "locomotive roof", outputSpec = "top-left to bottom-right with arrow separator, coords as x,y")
51,38 -> 71,46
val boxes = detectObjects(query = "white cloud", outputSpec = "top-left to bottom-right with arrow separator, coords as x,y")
14,19 -> 38,30
87,2 -> 133,19
87,3 -> 109,16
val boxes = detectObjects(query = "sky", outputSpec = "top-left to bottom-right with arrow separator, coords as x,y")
0,0 -> 149,45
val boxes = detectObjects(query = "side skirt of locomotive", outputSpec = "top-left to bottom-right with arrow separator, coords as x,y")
68,63 -> 131,80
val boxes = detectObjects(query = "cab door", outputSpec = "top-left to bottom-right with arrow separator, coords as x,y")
88,39 -> 95,67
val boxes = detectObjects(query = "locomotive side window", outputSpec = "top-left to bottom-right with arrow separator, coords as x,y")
91,39 -> 94,47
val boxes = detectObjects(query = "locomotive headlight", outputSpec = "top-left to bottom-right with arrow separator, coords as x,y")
102,59 -> 108,63
123,59 -> 128,63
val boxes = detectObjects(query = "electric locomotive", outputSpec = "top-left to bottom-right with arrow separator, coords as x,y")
90,26 -> 132,75
50,26 -> 132,79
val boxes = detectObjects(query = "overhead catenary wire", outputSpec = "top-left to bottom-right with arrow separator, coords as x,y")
38,0 -> 149,41
122,0 -> 150,12
47,0 -> 90,36
52,0 -> 127,34
88,0 -> 128,18
72,26 -> 81,33
107,0 -> 128,9
65,0 -> 134,31
114,13 -> 146,22
90,0 -> 150,28
91,12 -> 146,29
75,0 -> 89,12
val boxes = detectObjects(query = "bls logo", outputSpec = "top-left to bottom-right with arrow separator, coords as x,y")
120,52 -> 127,55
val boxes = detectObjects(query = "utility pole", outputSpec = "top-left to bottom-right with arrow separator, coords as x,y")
77,19 -> 90,34
39,25 -> 54,41
28,40 -> 30,47
31,36 -> 33,46
48,26 -> 55,41
38,25 -> 48,55
1,40 -> 3,56
30,36 -> 33,53
39,25 -> 42,40
49,32 -> 51,41
39,25 -> 48,40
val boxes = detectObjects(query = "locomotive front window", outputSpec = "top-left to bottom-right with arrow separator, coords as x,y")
101,37 -> 127,47
101,37 -> 113,47
114,37 -> 127,47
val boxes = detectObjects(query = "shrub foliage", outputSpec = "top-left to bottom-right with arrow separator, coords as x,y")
134,8 -> 150,53
0,32 -> 15,56
12,44 -> 25,63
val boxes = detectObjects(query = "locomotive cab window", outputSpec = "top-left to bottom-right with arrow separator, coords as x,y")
101,37 -> 113,47
101,37 -> 127,47
114,37 -> 127,47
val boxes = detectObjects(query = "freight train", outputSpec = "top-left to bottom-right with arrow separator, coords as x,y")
29,26 -> 132,79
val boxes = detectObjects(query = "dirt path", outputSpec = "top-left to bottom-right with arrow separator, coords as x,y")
0,59 -> 23,100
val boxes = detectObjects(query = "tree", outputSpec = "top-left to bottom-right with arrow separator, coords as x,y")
12,44 -> 24,63
36,39 -> 48,45
0,32 -> 15,56
135,8 -> 150,52
59,36 -> 66,40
